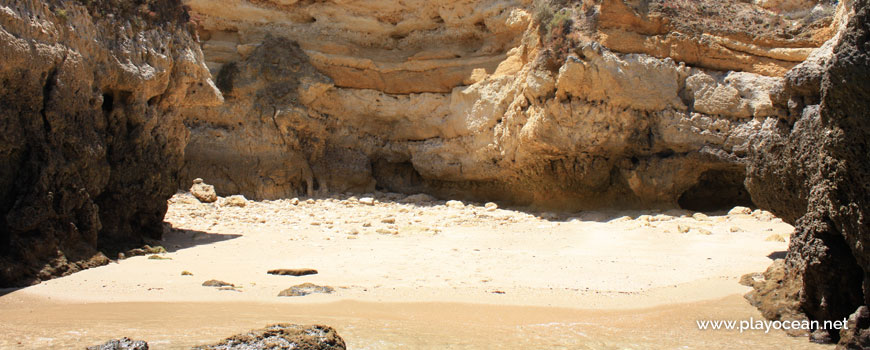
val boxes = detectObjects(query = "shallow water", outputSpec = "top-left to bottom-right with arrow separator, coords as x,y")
0,294 -> 830,350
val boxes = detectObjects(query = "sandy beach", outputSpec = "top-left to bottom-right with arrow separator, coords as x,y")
0,193 -> 827,349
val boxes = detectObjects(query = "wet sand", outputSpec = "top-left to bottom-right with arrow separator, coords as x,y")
0,294 -> 828,349
0,193 -> 829,349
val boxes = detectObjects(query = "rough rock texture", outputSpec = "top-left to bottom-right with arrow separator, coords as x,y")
744,0 -> 870,347
193,324 -> 346,350
180,0 -> 837,210
191,178 -> 218,203
0,0 -> 221,287
87,338 -> 149,350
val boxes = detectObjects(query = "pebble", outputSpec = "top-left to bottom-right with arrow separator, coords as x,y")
446,200 -> 464,208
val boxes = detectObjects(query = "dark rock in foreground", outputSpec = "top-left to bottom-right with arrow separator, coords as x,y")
745,1 -> 870,348
193,324 -> 346,350
86,338 -> 148,350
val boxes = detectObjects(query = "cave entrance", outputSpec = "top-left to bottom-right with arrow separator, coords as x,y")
371,160 -> 426,194
678,168 -> 754,211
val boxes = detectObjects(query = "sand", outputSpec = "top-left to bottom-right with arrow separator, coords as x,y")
0,193 -> 825,349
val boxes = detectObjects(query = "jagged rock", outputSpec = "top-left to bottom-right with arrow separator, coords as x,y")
193,324 -> 345,350
86,338 -> 149,350
839,306 -> 870,349
191,179 -> 218,203
278,283 -> 335,297
745,1 -> 870,345
0,0 -> 221,287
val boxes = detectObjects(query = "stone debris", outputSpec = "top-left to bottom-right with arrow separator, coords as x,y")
191,178 -> 218,203
224,195 -> 248,207
484,202 -> 498,211
359,197 -> 375,206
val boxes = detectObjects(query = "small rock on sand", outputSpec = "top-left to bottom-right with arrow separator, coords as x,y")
728,206 -> 752,215
445,200 -> 464,208
697,228 -> 713,236
202,279 -> 235,288
484,202 -> 498,211
267,269 -> 318,276
290,198 -> 300,205
190,178 -> 218,203
278,283 -> 335,297
224,195 -> 248,207
181,271 -> 193,276
692,213 -> 710,221
359,197 -> 375,205
677,224 -> 691,234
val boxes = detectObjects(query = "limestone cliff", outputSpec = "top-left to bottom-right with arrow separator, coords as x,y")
180,0 -> 836,210
0,0 -> 221,286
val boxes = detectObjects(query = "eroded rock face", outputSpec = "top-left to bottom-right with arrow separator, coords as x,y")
0,0 -> 221,286
181,0 -> 835,210
745,0 -> 870,347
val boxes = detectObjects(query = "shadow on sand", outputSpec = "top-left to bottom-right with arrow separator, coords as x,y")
158,227 -> 242,253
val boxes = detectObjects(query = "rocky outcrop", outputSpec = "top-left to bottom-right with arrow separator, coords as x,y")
744,0 -> 870,347
0,0 -> 221,287
180,0 -> 837,210
88,324 -> 346,350
87,338 -> 149,350
193,324 -> 346,350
